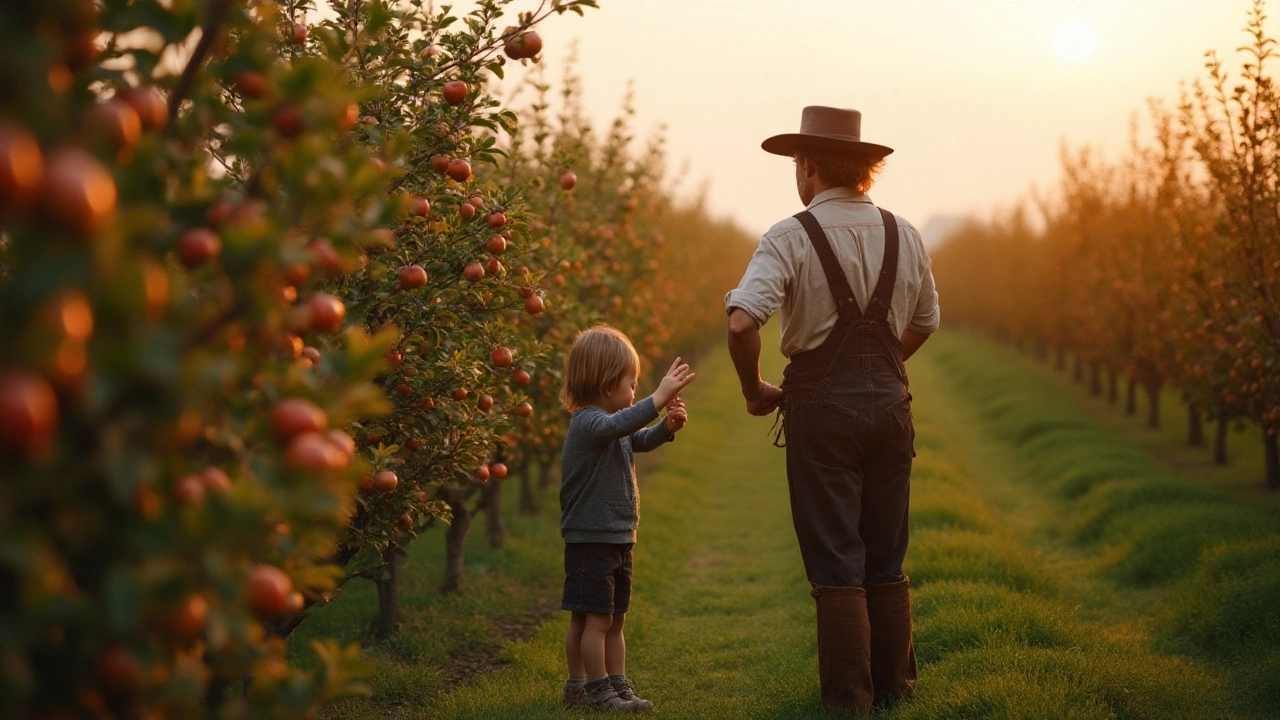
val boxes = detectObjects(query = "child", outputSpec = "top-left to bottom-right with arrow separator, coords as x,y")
558,325 -> 695,711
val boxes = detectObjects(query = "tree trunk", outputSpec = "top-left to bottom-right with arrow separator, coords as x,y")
1107,368 -> 1118,405
1214,403 -> 1229,466
1089,362 -> 1102,397
1055,347 -> 1066,371
484,475 -> 505,549
371,544 -> 402,640
1125,378 -> 1137,416
538,455 -> 555,490
1187,405 -> 1204,447
1072,356 -> 1084,383
441,484 -> 473,594
1264,429 -> 1279,491
1145,380 -> 1162,429
519,460 -> 539,515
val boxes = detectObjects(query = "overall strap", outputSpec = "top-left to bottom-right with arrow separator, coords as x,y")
865,207 -> 900,323
794,210 -> 860,323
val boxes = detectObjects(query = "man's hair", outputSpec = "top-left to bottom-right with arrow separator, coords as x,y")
560,325 -> 641,412
796,149 -> 885,194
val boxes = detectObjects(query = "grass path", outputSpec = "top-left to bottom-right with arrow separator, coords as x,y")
310,331 -> 1278,719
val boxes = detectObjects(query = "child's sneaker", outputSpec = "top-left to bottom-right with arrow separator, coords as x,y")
563,680 -> 586,707
582,679 -> 641,711
609,675 -> 654,711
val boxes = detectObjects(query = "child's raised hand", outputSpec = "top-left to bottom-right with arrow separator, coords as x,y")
665,396 -> 688,433
653,357 -> 695,408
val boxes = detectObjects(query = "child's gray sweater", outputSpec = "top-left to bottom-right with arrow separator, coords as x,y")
559,397 -> 673,544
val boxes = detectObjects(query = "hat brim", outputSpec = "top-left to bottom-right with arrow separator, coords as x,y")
761,133 -> 893,159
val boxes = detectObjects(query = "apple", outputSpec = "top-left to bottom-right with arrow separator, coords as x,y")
518,285 -> 535,299
475,464 -> 490,482
305,293 -> 346,333
90,98 -> 142,150
179,228 -> 221,268
560,171 -> 577,191
503,30 -> 542,60
515,402 -> 534,417
486,235 -> 507,254
524,295 -> 545,315
42,147 -> 117,235
447,158 -> 471,182
411,196 -> 431,217
0,123 -> 43,212
308,238 -> 342,275
164,594 -> 208,641
452,388 -> 468,401
486,211 -> 506,229
358,475 -> 376,495
477,393 -> 494,411
399,264 -> 428,289
338,103 -> 359,131
274,104 -> 305,138
442,81 -> 468,105
464,261 -> 485,282
291,22 -> 307,44
234,71 -> 268,100
373,469 -> 399,492
397,513 -> 414,528
200,466 -> 232,492
430,154 -> 451,174
272,398 -> 328,439
325,429 -> 356,460
0,371 -> 58,458
386,349 -> 404,367
173,474 -> 206,505
122,85 -> 168,132
490,346 -> 514,367
285,431 -> 343,471
244,565 -> 294,617
458,202 -> 476,219
420,44 -> 440,60
467,194 -> 485,209
490,462 -> 508,479
487,257 -> 504,276
513,369 -> 531,386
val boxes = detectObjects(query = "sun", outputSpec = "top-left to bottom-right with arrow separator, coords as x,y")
1052,20 -> 1099,62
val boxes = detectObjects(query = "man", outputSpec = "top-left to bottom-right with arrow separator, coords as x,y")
724,106 -> 939,713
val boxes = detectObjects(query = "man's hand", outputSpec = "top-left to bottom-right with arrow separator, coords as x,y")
665,396 -> 688,433
745,381 -> 783,416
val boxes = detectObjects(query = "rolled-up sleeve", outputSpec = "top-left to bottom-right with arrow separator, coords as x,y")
724,235 -> 789,327
909,253 -> 941,334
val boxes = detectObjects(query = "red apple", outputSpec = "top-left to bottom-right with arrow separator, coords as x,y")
179,228 -> 221,268
234,71 -> 268,100
491,346 -> 515,369
490,462 -> 508,479
513,369 -> 531,386
373,469 -> 399,492
477,394 -> 494,411
515,402 -> 534,417
41,148 -> 117,235
274,104 -> 304,138
486,235 -> 507,254
0,123 -> 44,212
411,196 -> 431,217
399,264 -> 428,289
122,86 -> 169,132
447,158 -> 472,182
306,293 -> 346,333
290,22 -> 307,44
272,398 -> 328,439
458,202 -> 476,219
464,261 -> 485,282
430,154 -> 451,174
486,211 -> 506,229
524,295 -> 545,315
442,81 -> 468,105
560,171 -> 577,191
0,372 -> 58,459
244,565 -> 294,617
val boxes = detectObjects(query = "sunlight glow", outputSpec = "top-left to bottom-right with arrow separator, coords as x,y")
1052,20 -> 1100,62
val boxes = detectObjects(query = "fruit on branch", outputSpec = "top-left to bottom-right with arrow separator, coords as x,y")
373,469 -> 399,491
200,466 -> 232,492
447,158 -> 472,182
458,202 -> 476,219
513,369 -> 531,386
234,71 -> 268,100
430,154 -> 451,174
89,98 -> 142,150
523,294 -> 544,315
490,462 -> 508,479
514,401 -> 533,418
285,431 -> 346,471
178,228 -> 222,268
274,104 -> 305,138
272,398 -> 328,440
503,30 -> 542,60
442,81 -> 468,105
486,211 -> 506,229
477,393 -> 494,411
0,123 -> 44,212
291,22 -> 307,45
121,86 -> 168,132
464,261 -> 485,282
560,171 -> 577,191
244,565 -> 295,618
410,196 -> 431,217
41,147 -> 117,235
485,235 -> 507,254
0,371 -> 59,459
399,264 -> 428,289
305,293 -> 346,333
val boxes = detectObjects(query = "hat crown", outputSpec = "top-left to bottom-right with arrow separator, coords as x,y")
799,106 -> 862,141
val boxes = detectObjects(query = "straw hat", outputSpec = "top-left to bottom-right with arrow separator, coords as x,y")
762,106 -> 893,158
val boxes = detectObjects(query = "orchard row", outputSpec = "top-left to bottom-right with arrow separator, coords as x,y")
932,0 -> 1280,489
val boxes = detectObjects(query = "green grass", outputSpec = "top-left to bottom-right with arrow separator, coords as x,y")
287,329 -> 1280,719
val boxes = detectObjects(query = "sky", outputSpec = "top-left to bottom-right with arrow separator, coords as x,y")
504,0 -> 1270,244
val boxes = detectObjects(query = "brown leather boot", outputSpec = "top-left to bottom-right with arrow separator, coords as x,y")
810,585 -> 874,714
864,577 -> 918,708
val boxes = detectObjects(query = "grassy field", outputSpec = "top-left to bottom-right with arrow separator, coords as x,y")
291,330 -> 1280,719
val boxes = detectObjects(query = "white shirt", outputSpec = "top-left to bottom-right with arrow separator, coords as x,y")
725,187 -> 940,358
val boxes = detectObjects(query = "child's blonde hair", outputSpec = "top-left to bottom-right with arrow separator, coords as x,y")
561,325 -> 641,412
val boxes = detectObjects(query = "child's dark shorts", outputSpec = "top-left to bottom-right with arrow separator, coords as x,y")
562,542 -> 633,615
